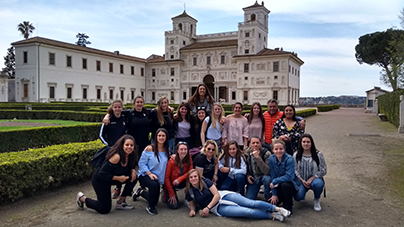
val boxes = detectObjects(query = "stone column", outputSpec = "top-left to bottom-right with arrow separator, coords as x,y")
399,95 -> 404,133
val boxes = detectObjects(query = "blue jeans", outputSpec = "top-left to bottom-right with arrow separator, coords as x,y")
246,175 -> 271,200
294,178 -> 324,201
221,173 -> 246,196
217,193 -> 276,219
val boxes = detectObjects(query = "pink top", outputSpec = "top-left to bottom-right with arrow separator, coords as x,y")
249,117 -> 263,141
222,116 -> 249,146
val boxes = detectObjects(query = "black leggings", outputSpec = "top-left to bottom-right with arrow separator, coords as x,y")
85,176 -> 137,214
138,175 -> 161,208
276,181 -> 297,212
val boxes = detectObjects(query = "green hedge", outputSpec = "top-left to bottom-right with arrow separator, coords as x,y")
0,123 -> 101,153
0,140 -> 104,204
296,109 -> 317,118
378,89 -> 404,127
317,105 -> 340,112
0,110 -> 105,122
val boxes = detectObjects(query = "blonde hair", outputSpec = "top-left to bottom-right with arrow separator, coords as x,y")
211,103 -> 224,130
156,96 -> 171,126
107,99 -> 123,115
185,169 -> 205,193
200,140 -> 219,157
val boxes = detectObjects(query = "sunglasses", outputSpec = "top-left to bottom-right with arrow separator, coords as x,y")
178,141 -> 188,145
197,106 -> 206,110
206,147 -> 215,151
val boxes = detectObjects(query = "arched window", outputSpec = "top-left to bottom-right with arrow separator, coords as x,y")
251,14 -> 256,21
179,23 -> 183,31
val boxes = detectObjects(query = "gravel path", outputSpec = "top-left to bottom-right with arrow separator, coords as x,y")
0,108 -> 403,226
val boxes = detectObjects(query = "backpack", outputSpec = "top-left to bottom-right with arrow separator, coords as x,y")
90,146 -> 111,168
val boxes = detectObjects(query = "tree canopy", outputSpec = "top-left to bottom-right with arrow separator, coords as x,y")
355,28 -> 404,91
4,46 -> 15,78
76,33 -> 91,47
17,21 -> 35,39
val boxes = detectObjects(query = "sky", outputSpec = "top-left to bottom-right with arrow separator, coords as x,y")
0,0 -> 402,97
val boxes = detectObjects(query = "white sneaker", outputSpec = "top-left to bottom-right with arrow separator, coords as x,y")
76,192 -> 84,209
272,212 -> 285,222
277,207 -> 291,217
313,199 -> 322,212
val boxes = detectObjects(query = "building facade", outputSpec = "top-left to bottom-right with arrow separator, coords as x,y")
12,1 -> 303,105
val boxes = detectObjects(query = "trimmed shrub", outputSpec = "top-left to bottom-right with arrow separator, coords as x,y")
0,123 -> 101,153
0,140 -> 104,204
317,105 -> 340,112
0,110 -> 105,122
378,89 -> 404,127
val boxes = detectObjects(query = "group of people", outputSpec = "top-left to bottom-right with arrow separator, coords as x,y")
76,83 -> 327,222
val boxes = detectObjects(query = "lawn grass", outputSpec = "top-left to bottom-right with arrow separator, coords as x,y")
0,119 -> 94,131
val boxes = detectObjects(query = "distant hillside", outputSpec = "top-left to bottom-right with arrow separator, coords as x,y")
299,96 -> 366,105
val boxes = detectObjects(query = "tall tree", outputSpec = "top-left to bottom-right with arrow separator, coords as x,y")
76,33 -> 91,47
355,29 -> 404,91
17,21 -> 35,39
4,46 -> 15,78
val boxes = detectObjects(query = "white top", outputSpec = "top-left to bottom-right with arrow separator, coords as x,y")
205,117 -> 222,140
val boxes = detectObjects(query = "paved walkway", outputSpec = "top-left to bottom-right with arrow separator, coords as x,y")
1,108 -> 403,226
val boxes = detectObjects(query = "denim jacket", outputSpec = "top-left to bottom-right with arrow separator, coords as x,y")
268,153 -> 301,196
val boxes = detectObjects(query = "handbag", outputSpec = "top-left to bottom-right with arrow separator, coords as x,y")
90,146 -> 111,168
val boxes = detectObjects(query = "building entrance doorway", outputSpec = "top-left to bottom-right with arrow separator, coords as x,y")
203,75 -> 214,99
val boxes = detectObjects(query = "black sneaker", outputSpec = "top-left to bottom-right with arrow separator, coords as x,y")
146,205 -> 158,215
112,187 -> 121,199
132,187 -> 143,201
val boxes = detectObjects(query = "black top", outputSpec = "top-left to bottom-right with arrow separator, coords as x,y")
185,178 -> 214,208
123,108 -> 151,148
94,159 -> 133,183
99,114 -> 127,146
193,153 -> 216,180
149,109 -> 175,140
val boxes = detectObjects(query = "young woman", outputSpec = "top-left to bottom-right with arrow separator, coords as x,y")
193,140 -> 219,183
294,134 -> 327,211
134,128 -> 170,215
188,84 -> 214,117
247,102 -> 264,142
222,102 -> 249,150
201,103 -> 224,153
163,142 -> 193,209
76,135 -> 138,214
192,106 -> 207,148
185,169 -> 290,222
149,96 -> 175,153
174,102 -> 195,149
99,100 -> 127,147
273,105 -> 304,155
217,141 -> 247,195
268,139 -> 301,215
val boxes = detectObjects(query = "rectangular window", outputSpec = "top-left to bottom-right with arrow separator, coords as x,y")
96,60 -> 101,71
273,90 -> 278,101
292,67 -> 294,74
152,68 -> 156,77
82,58 -> 87,69
82,88 -> 87,99
183,41 -> 186,45
171,55 -> 174,59
245,49 -> 249,54
23,51 -> 28,63
67,87 -> 72,99
243,91 -> 248,101
49,53 -> 55,65
66,56 -> 72,67
171,67 -> 175,76
120,90 -> 124,101
23,84 -> 28,97
193,57 -> 197,66
183,92 -> 187,100
131,90 -> 134,100
152,92 -> 155,100
244,63 -> 249,73
207,56 -> 211,65
109,63 -> 113,73
273,62 -> 279,72
220,55 -> 225,64
170,40 -> 174,44
245,32 -> 250,37
49,86 -> 55,99
97,89 -> 101,99
131,66 -> 134,75
367,100 -> 374,107
120,64 -> 124,74
141,68 -> 144,76
289,65 -> 291,72
141,91 -> 144,97
109,89 -> 113,100
232,91 -> 236,100
171,91 -> 174,101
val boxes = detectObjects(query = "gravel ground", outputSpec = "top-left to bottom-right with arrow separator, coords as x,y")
0,108 -> 403,226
